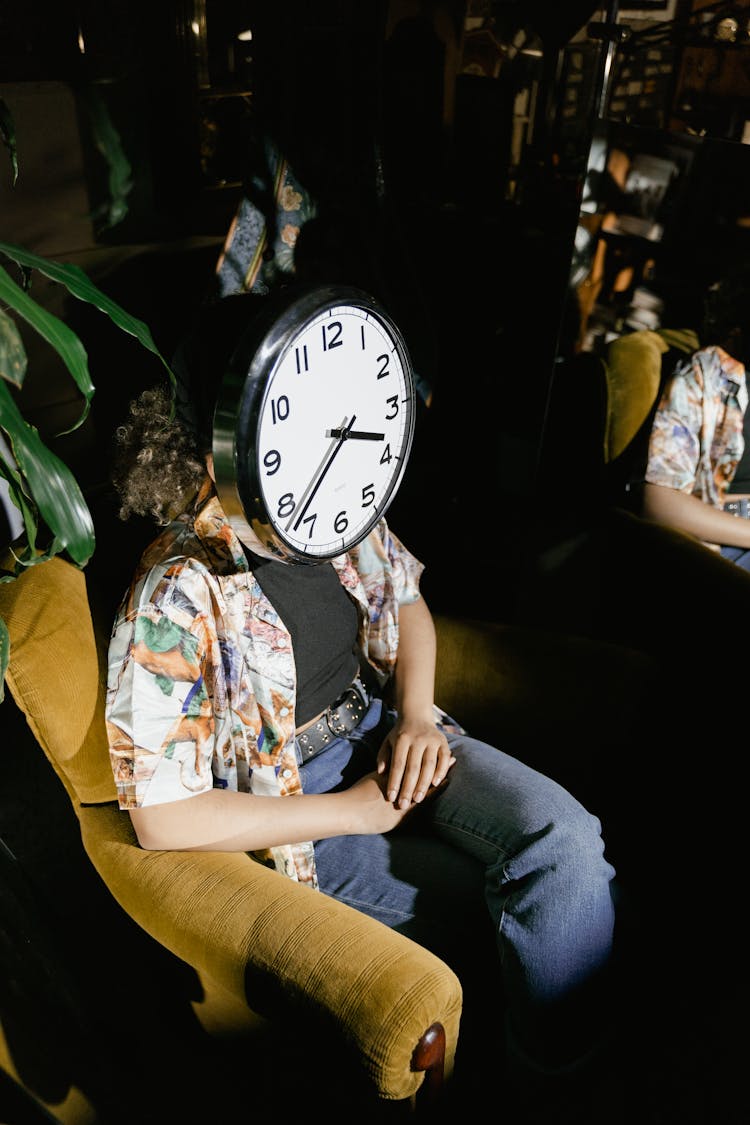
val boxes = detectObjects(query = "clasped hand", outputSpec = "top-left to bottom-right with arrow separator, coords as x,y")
377,716 -> 456,810
344,721 -> 455,835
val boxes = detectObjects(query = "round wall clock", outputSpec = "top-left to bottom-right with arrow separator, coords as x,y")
213,284 -> 416,562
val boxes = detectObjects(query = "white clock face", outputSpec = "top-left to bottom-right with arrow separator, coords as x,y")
214,288 -> 416,562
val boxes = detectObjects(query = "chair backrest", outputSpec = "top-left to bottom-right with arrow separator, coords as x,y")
0,555 -> 117,809
603,329 -> 666,465
533,326 -> 699,546
603,326 -> 699,505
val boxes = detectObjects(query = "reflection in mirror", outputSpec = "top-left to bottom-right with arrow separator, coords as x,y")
537,0 -> 750,550
573,1 -> 750,357
573,119 -> 750,356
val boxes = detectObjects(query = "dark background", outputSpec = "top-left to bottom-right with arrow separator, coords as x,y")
3,2 -> 750,1121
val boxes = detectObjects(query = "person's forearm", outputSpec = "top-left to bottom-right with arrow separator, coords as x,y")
392,596 -> 437,720
643,483 -> 750,548
131,784 -> 369,852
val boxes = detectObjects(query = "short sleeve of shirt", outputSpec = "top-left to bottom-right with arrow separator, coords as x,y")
106,562 -> 218,810
340,520 -> 424,677
387,525 -> 423,606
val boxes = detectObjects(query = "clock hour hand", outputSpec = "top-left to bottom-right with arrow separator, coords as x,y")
328,427 -> 385,441
286,415 -> 355,533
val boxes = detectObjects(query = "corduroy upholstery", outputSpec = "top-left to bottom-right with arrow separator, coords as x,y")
0,554 -> 464,1117
0,550 -> 663,1121
602,327 -> 699,503
0,555 -> 116,806
603,329 -> 668,465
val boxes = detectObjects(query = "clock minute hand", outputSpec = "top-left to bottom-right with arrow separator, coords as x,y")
329,427 -> 385,441
287,415 -> 355,533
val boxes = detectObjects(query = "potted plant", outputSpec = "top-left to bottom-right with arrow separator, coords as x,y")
0,104 -> 174,695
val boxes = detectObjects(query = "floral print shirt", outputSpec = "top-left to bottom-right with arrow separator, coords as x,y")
214,136 -> 316,297
645,345 -> 749,507
105,486 -> 431,888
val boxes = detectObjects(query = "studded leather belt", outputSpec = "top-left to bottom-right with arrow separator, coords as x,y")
296,676 -> 370,763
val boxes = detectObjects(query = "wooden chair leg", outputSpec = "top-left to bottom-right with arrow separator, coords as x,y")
412,1022 -> 446,1109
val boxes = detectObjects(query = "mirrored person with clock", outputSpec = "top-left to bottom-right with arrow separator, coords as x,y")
105,288 -> 619,1116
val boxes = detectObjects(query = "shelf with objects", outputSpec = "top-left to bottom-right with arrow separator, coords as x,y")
572,0 -> 750,355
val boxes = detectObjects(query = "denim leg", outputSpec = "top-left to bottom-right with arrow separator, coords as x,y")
721,544 -> 750,571
301,701 -> 502,1060
300,700 -> 490,942
431,730 -> 616,1067
299,699 -> 616,1069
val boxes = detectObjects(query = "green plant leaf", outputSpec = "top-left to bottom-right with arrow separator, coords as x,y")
0,306 -> 27,388
0,264 -> 93,430
0,242 -> 175,389
0,381 -> 94,566
77,85 -> 133,231
0,97 -> 18,187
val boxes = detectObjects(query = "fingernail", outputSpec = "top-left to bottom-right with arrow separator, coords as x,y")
388,790 -> 397,802
414,791 -> 424,803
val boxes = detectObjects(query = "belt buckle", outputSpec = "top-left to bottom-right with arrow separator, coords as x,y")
326,678 -> 367,736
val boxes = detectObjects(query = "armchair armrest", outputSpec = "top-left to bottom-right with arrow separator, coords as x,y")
433,612 -> 657,746
79,802 -> 462,1103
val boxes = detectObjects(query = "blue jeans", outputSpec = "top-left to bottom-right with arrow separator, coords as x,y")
297,697 -> 616,1071
721,544 -> 750,571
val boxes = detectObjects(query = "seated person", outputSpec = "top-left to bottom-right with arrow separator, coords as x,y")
105,293 -> 619,1119
642,265 -> 750,570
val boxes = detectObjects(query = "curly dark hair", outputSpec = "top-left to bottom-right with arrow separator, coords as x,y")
112,293 -> 274,525
111,382 -> 205,525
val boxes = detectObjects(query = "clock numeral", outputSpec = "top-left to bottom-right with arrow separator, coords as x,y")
301,512 -> 317,539
334,510 -> 349,534
376,353 -> 389,379
277,493 -> 295,519
322,321 -> 343,351
361,483 -> 375,508
263,449 -> 281,476
295,345 -> 308,373
271,395 -> 290,424
380,443 -> 393,466
385,393 -> 399,420
360,325 -> 366,349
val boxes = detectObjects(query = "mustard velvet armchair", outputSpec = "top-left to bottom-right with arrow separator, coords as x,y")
0,546 -> 658,1123
0,553 -> 462,1123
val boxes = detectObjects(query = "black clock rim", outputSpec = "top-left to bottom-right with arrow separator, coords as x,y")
213,283 -> 416,563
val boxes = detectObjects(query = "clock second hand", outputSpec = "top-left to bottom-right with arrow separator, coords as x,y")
286,415 -> 354,534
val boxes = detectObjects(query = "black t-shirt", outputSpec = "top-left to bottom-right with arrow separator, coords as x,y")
244,549 -> 359,727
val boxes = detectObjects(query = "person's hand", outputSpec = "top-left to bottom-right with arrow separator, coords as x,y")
377,718 -> 456,809
345,770 -> 421,834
